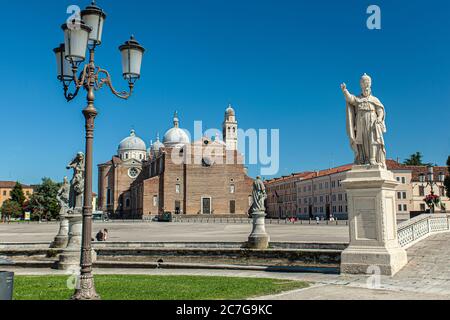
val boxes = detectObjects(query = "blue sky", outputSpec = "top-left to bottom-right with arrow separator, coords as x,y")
0,0 -> 449,190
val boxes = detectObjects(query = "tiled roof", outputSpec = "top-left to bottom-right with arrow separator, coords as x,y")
99,156 -> 122,167
265,160 -> 449,186
0,181 -> 31,189
265,172 -> 313,185
385,159 -> 448,182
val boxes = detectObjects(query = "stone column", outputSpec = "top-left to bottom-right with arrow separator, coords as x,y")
248,212 -> 270,249
340,165 -> 408,276
57,213 -> 83,271
50,215 -> 69,248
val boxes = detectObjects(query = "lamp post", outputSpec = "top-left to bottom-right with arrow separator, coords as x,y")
53,1 -> 145,300
418,166 -> 445,214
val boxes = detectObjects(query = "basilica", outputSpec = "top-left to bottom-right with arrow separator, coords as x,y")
97,105 -> 254,218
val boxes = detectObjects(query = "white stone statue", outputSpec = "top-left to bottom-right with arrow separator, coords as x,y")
51,177 -> 71,248
251,176 -> 267,213
341,74 -> 387,167
57,177 -> 70,215
67,152 -> 85,211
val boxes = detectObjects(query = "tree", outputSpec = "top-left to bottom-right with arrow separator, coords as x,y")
404,152 -> 425,166
28,178 -> 61,221
445,156 -> 450,199
10,182 -> 26,212
0,200 -> 21,221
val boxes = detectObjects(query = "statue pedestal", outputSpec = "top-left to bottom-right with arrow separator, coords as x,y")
57,213 -> 82,271
248,212 -> 270,249
341,165 -> 408,276
50,215 -> 69,248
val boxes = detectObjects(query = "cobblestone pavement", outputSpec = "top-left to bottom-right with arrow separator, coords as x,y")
0,222 -> 349,243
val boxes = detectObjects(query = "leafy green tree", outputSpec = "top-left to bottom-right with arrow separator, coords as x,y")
10,182 -> 26,212
28,178 -> 61,221
1,200 -> 21,221
404,152 -> 425,166
445,156 -> 450,198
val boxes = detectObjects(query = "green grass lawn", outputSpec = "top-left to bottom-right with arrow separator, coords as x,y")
13,275 -> 308,300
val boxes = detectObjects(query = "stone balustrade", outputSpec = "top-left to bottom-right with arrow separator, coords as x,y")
397,214 -> 450,249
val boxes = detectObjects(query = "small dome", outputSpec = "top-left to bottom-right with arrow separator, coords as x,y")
226,104 -> 235,116
118,130 -> 146,152
150,133 -> 165,156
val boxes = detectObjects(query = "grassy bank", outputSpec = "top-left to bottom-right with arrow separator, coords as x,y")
13,275 -> 308,300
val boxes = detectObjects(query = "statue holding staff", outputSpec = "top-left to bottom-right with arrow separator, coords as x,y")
341,74 -> 387,167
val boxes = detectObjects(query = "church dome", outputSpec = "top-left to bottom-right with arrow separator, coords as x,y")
118,130 -> 146,152
225,104 -> 235,116
163,112 -> 191,147
150,133 -> 165,157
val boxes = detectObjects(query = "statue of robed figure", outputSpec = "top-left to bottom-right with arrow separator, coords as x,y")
57,177 -> 70,216
341,74 -> 387,167
51,176 -> 71,248
67,152 -> 85,211
251,176 -> 267,213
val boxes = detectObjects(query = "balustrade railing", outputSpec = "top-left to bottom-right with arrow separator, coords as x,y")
397,214 -> 450,248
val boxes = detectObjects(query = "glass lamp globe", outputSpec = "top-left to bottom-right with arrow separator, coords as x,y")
119,36 -> 145,82
81,1 -> 107,46
53,44 -> 74,83
61,20 -> 92,64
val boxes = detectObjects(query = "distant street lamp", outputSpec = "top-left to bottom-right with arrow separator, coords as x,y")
53,1 -> 145,300
418,166 -> 445,214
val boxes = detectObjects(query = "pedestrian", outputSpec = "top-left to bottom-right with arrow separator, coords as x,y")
96,230 -> 104,242
103,229 -> 109,241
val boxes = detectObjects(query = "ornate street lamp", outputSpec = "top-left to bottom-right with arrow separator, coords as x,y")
53,1 -> 145,300
418,165 -> 444,214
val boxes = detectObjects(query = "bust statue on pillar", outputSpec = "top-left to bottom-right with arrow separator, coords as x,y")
339,74 -> 407,276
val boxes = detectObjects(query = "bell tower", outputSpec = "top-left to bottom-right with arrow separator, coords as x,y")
223,104 -> 238,150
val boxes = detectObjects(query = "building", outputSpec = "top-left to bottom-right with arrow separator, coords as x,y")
387,162 -> 449,216
98,105 -> 254,218
0,181 -> 34,208
295,165 -> 353,220
265,172 -> 313,219
265,160 -> 449,220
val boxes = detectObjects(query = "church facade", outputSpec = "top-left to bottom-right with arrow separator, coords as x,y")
98,105 -> 254,218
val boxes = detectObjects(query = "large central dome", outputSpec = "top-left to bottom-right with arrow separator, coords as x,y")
163,112 -> 191,147
118,130 -> 146,151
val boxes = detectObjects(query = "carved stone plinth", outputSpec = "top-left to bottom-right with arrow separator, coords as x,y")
340,165 -> 408,276
248,212 -> 270,249
50,216 -> 69,249
57,213 -> 82,271
56,213 -> 97,271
